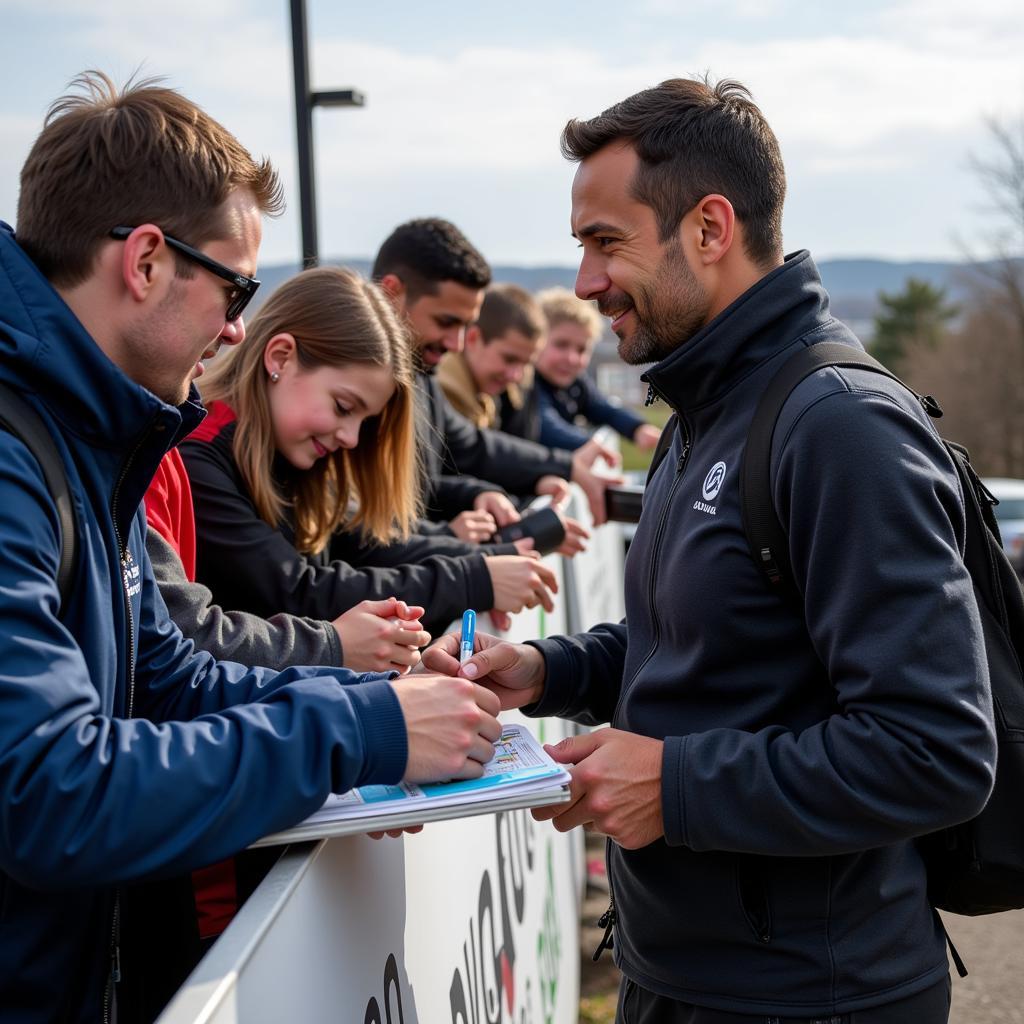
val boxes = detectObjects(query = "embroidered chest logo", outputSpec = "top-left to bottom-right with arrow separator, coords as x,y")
694,461 -> 727,516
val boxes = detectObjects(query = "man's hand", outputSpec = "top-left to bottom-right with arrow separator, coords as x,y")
390,673 -> 502,783
571,438 -> 624,527
332,597 -> 431,674
532,730 -> 664,850
448,508 -> 498,543
474,490 -> 520,528
484,554 -> 558,613
423,630 -> 547,710
632,423 -> 663,452
535,475 -> 572,508
553,511 -> 589,558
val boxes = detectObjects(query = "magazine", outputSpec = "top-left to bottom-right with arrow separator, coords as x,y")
252,724 -> 572,847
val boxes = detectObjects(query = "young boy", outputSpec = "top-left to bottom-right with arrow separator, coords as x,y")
534,287 -> 662,451
437,282 -> 546,431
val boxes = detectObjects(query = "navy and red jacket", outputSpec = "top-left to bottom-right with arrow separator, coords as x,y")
0,223 -> 406,1023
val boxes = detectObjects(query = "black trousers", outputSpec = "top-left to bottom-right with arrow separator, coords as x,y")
616,974 -> 951,1024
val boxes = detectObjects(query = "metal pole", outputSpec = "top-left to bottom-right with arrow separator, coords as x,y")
289,0 -> 319,268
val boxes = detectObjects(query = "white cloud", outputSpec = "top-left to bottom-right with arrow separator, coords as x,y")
2,0 -> 1022,264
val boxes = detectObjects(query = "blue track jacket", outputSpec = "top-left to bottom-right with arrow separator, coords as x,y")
0,224 -> 407,1023
529,252 -> 996,1016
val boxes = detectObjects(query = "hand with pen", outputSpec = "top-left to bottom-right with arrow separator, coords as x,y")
423,627 -> 665,850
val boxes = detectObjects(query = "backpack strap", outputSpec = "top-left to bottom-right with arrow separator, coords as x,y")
0,382 -> 77,615
740,343 -> 915,593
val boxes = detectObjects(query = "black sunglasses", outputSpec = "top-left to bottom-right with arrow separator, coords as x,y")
110,226 -> 260,322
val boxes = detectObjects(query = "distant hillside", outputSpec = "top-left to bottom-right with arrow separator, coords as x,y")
252,255 -> 1012,342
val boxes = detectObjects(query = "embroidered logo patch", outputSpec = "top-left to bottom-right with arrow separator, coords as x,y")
702,462 -> 727,501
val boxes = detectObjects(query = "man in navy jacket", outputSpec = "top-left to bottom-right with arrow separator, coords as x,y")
0,72 -> 501,1023
426,76 -> 996,1022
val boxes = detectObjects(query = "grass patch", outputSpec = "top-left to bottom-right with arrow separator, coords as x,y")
619,403 -> 672,475
579,993 -> 618,1023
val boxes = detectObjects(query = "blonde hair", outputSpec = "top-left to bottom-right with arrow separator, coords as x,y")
200,267 -> 420,554
536,286 -> 603,342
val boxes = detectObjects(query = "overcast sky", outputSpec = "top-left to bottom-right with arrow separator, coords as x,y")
2,0 -> 1022,269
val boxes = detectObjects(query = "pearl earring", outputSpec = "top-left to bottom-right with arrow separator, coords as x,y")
270,371 -> 280,383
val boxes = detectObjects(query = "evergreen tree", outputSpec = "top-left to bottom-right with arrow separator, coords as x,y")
870,277 -> 958,374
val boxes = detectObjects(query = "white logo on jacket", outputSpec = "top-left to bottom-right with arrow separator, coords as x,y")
694,461 -> 727,516
702,462 -> 727,500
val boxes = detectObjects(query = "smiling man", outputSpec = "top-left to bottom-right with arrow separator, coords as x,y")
374,218 -> 622,533
425,75 -> 995,1024
0,73 -> 502,1024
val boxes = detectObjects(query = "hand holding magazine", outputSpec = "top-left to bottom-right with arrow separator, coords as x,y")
252,724 -> 571,847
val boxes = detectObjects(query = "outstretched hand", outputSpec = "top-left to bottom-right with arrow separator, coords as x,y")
531,729 -> 665,850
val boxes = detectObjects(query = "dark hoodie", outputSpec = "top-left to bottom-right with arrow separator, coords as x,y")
529,251 -> 995,1016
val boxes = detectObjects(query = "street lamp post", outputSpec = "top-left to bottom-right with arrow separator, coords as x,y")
289,0 -> 365,269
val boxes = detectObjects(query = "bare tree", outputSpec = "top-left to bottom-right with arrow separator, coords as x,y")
968,116 -> 1024,350
907,114 -> 1024,476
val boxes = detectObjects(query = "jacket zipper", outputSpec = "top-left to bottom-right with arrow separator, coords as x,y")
593,387 -> 690,963
103,423 -> 153,1023
618,400 -> 691,707
593,837 -> 617,961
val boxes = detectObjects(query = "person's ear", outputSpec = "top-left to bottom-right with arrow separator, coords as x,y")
119,224 -> 170,304
378,273 -> 406,308
464,324 -> 483,351
263,333 -> 298,380
685,194 -> 735,267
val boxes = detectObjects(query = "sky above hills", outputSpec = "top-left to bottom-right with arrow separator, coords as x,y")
1,0 -> 1021,270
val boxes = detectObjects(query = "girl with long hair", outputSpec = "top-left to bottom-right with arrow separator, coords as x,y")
181,267 -> 556,638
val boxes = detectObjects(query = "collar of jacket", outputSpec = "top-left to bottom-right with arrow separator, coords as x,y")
0,222 -> 206,453
641,249 -> 831,414
436,350 -> 497,428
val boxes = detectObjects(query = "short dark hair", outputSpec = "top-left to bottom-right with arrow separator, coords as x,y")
561,75 -> 785,267
18,70 -> 283,287
371,217 -> 491,301
477,284 -> 546,343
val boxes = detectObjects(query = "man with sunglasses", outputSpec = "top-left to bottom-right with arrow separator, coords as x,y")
0,72 -> 503,1024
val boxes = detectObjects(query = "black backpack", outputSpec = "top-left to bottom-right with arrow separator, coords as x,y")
648,343 -> 1024,934
0,381 -> 77,614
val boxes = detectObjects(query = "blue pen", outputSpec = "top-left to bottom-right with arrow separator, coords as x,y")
459,609 -> 476,666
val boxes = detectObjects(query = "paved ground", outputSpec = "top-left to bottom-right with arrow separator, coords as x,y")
577,855 -> 1024,1023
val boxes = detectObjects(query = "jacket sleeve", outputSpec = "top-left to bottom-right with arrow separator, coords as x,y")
429,474 -> 502,521
523,621 -> 629,726
577,376 -> 645,440
662,381 -> 997,855
332,524 -> 517,567
147,527 -> 343,669
536,386 -> 592,451
179,437 -> 495,635
440,391 -> 575,495
0,436 -> 406,890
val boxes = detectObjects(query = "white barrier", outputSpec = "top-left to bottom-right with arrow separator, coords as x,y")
158,492 -> 626,1024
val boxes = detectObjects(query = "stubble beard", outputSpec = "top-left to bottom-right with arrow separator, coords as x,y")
120,283 -> 196,405
617,243 -> 710,366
